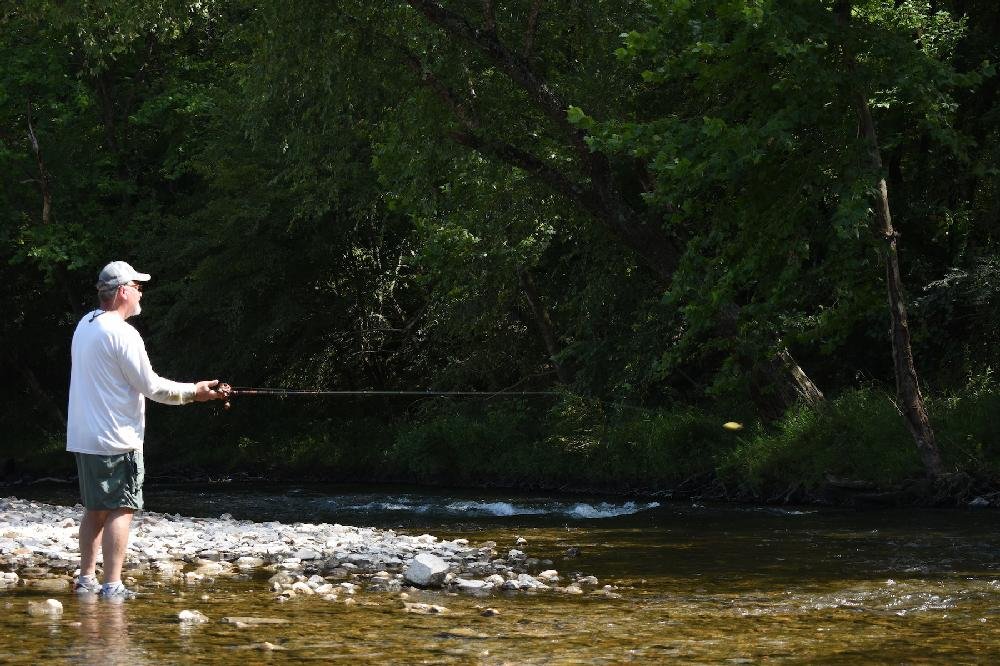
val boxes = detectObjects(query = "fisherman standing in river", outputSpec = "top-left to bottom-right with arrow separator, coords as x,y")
66,261 -> 229,599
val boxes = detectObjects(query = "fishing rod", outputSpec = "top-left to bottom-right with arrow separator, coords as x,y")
215,384 -> 558,409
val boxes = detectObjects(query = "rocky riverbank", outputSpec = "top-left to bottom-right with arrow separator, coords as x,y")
0,497 -> 614,600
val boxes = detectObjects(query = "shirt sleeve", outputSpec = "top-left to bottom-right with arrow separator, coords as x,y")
117,326 -> 198,405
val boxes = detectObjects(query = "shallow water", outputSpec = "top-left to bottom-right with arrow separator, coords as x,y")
2,484 -> 999,663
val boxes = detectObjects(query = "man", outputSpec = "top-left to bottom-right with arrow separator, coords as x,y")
66,261 -> 229,599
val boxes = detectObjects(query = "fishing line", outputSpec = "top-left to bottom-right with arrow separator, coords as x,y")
218,386 -> 558,409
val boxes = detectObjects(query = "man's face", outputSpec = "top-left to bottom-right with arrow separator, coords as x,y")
121,282 -> 143,318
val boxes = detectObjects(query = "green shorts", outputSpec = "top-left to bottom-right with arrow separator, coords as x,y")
74,450 -> 145,511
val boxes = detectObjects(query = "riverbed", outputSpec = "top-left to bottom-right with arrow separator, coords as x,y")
1,483 -> 999,663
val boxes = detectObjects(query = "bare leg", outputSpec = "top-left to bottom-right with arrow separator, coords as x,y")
100,509 -> 134,585
79,509 -> 109,577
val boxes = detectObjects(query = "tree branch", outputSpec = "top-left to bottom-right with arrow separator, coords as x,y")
482,0 -> 496,33
405,0 -> 572,137
398,45 -> 480,131
450,130 -> 597,210
25,100 -> 52,226
403,0 -> 681,280
523,0 -> 543,60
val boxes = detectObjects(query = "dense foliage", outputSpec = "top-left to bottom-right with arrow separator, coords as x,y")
2,1 -> 998,498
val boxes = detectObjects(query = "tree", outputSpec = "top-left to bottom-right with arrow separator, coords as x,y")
592,0 -> 989,476
247,0 -> 825,410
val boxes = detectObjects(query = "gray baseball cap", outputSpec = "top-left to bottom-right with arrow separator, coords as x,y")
96,261 -> 151,290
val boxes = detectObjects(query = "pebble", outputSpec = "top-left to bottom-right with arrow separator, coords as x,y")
453,578 -> 492,592
178,609 -> 210,623
23,578 -> 69,592
437,628 -> 489,639
222,617 -> 291,627
403,602 -> 448,614
27,599 -> 63,617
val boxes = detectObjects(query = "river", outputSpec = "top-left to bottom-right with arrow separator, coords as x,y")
2,483 -> 998,663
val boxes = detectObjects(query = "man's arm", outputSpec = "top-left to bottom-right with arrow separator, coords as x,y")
117,330 -> 226,404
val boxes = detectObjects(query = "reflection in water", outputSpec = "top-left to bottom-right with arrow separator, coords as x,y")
71,596 -> 145,666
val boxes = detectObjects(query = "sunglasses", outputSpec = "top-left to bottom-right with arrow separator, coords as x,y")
123,283 -> 144,293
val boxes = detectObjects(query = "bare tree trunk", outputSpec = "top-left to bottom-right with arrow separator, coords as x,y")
836,2 -> 944,478
750,348 -> 826,419
517,267 -> 574,384
716,303 -> 824,417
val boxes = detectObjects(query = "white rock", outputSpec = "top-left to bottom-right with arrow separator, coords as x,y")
178,609 -> 210,623
453,578 -> 491,591
508,549 -> 526,560
403,553 -> 449,588
403,602 -> 448,614
516,574 -> 549,590
268,572 -> 295,586
27,598 -> 63,616
195,560 -> 227,575
537,569 -> 559,582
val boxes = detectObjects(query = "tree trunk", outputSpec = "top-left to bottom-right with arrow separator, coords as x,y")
517,267 -> 574,384
716,303 -> 825,417
750,348 -> 826,419
836,2 -> 944,478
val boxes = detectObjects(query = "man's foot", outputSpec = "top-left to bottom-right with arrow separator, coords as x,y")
99,582 -> 137,600
73,575 -> 100,595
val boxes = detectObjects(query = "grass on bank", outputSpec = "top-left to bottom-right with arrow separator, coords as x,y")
5,375 -> 999,502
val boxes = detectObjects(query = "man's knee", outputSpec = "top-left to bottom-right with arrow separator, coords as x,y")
84,509 -> 110,524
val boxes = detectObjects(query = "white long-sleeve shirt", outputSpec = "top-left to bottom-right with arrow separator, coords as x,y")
66,309 -> 197,455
